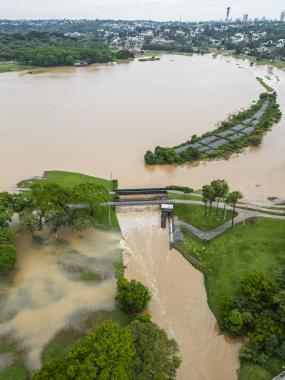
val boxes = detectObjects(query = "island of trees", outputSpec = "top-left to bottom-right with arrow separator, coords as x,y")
145,91 -> 281,165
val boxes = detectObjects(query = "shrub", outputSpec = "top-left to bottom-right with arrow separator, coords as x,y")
116,278 -> 151,314
250,135 -> 262,146
0,243 -> 17,272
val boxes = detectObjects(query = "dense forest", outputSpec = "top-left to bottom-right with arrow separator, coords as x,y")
0,31 -> 134,67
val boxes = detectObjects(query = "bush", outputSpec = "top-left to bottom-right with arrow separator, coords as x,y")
0,228 -> 14,243
0,243 -> 16,272
250,135 -> 262,146
116,278 -> 151,314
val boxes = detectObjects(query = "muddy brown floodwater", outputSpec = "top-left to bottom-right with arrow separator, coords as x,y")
0,228 -> 121,370
117,206 -> 242,380
0,54 -> 284,202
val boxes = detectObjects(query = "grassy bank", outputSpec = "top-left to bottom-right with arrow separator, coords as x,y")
18,171 -> 119,230
175,217 -> 285,379
256,77 -> 274,93
0,63 -> 34,73
174,203 -> 233,231
18,170 -> 116,191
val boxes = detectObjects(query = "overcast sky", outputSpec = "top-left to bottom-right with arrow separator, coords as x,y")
0,0 -> 284,21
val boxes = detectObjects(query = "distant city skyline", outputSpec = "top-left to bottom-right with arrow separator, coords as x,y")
0,0 -> 284,21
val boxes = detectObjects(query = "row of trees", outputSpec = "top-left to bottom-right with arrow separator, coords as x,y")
17,182 -> 109,239
221,271 -> 285,366
202,179 -> 243,226
0,182 -> 110,272
0,192 -> 16,272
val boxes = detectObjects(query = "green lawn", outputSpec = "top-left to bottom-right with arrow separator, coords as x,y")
174,203 -> 233,231
0,365 -> 29,380
167,192 -> 202,201
18,170 -> 115,191
0,63 -> 34,73
175,217 -> 285,379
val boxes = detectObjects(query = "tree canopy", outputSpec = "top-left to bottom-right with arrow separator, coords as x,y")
116,278 -> 151,314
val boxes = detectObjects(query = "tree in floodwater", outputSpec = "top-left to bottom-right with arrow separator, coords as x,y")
19,210 -> 40,238
226,191 -> 243,227
72,213 -> 92,237
33,321 -> 136,380
44,208 -> 67,239
116,278 -> 151,314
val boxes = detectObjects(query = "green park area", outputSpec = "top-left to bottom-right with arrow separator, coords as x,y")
175,217 -> 285,380
174,203 -> 233,231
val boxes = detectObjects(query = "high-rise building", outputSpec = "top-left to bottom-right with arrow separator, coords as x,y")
226,7 -> 231,21
280,10 -> 285,21
243,14 -> 248,22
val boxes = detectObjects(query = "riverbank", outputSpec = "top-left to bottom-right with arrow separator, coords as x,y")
175,217 -> 285,380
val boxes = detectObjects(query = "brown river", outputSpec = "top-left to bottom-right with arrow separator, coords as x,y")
0,54 -> 284,378
117,207 -> 241,380
0,54 -> 284,202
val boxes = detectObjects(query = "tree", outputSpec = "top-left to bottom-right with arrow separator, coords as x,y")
207,184 -> 216,215
226,191 -> 243,227
19,210 -> 40,238
44,208 -> 67,239
73,215 -> 92,237
211,179 -> 229,213
202,184 -> 211,219
33,321 -> 135,380
240,272 -> 276,307
116,278 -> 151,314
128,319 -> 181,380
0,243 -> 16,272
70,184 -> 109,215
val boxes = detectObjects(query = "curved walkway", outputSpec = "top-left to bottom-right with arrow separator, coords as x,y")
173,200 -> 285,241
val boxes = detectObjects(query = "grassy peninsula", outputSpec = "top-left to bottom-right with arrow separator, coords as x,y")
145,91 -> 281,165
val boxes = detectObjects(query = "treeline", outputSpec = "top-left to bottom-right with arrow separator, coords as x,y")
0,32 -> 134,67
145,92 -> 281,165
202,179 -> 243,226
0,182 -> 110,272
222,271 -> 285,368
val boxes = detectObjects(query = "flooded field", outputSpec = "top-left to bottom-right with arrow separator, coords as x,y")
117,206 -> 241,380
0,54 -> 284,201
0,228 -> 121,371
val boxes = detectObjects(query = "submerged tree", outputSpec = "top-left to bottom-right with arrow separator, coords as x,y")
116,278 -> 151,314
19,210 -> 40,238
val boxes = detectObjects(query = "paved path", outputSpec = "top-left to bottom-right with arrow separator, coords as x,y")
175,206 -> 285,241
